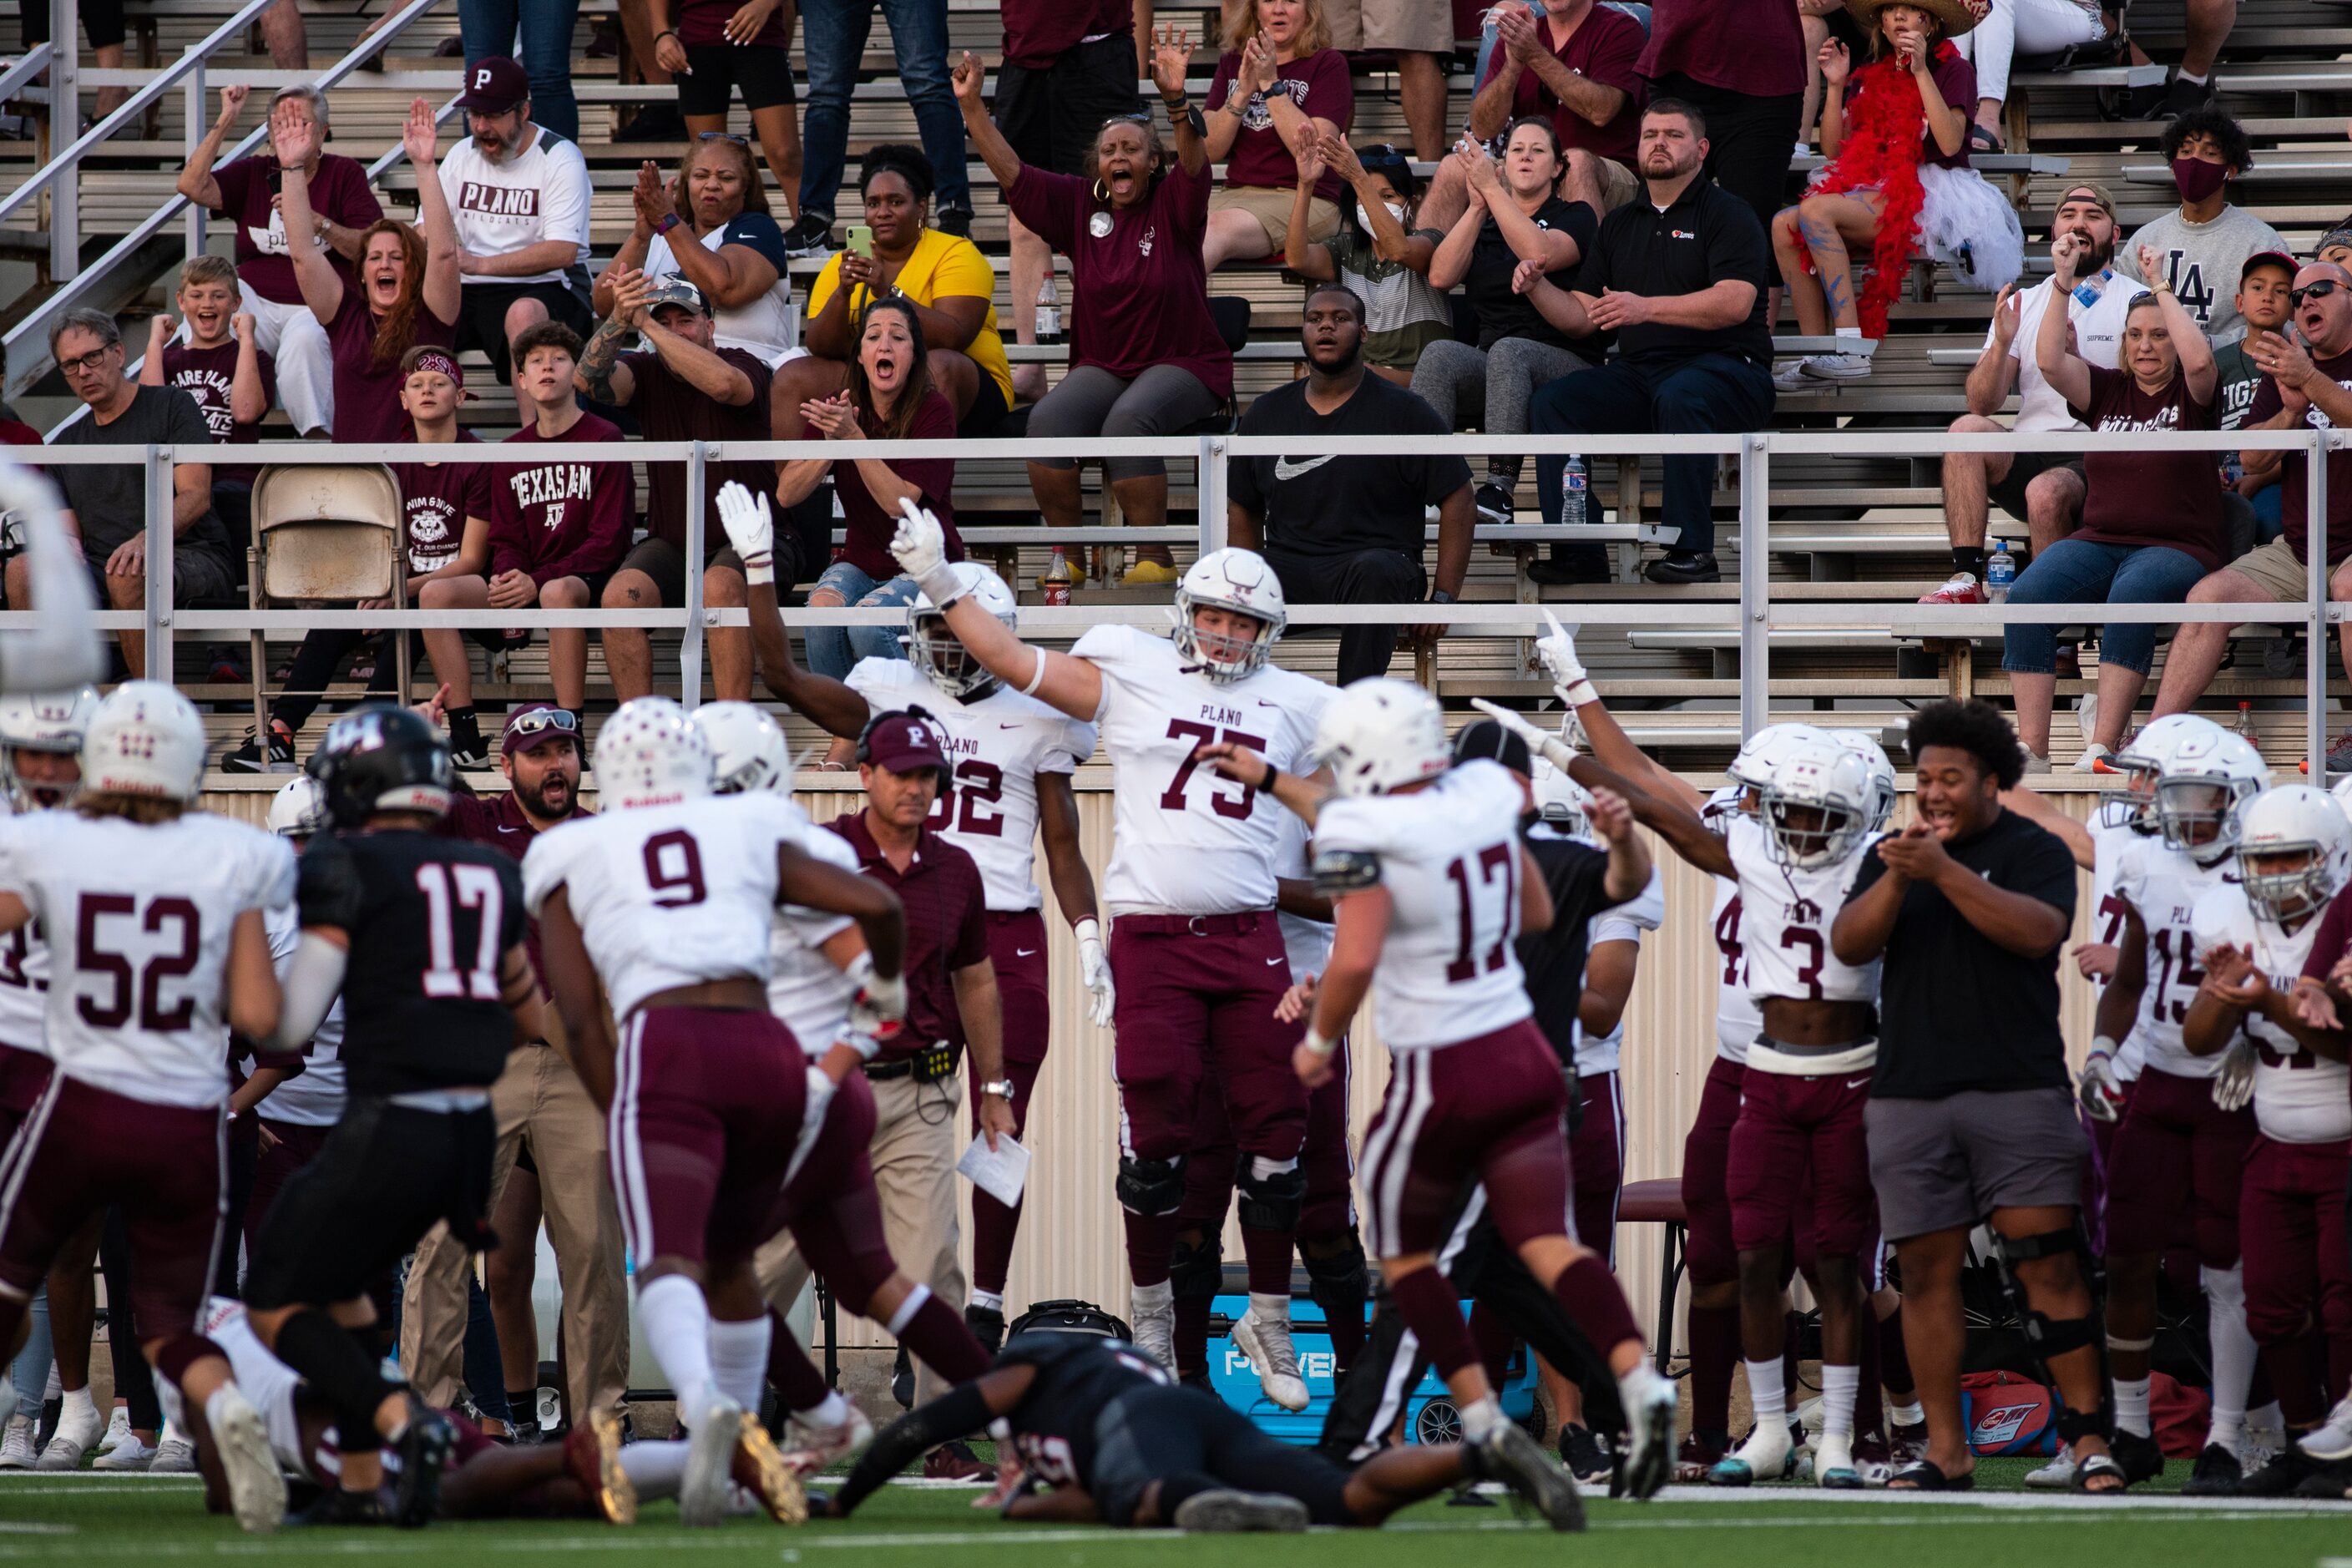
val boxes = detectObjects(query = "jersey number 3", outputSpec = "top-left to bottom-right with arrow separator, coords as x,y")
416,863 -> 507,1001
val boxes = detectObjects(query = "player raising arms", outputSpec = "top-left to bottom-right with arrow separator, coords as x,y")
1203,678 -> 1680,1500
240,707 -> 542,1527
524,697 -> 908,1526
887,503 -> 1331,1403
0,683 -> 291,1531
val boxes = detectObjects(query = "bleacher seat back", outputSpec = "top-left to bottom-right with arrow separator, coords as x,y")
251,463 -> 402,602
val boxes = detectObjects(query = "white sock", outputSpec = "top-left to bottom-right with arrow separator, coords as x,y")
1459,1394 -> 1504,1442
618,1439 -> 690,1499
1890,1400 -> 1924,1427
1247,1292 -> 1291,1328
59,1386 -> 95,1425
1820,1363 -> 1859,1442
41,1366 -> 58,1404
158,1416 -> 185,1446
970,1290 -> 1004,1313
706,1315 -> 771,1412
2203,1264 -> 2255,1451
1746,1359 -> 1788,1439
799,1389 -> 851,1427
884,1284 -> 931,1336
638,1274 -> 717,1419
2178,68 -> 2208,84
2114,1376 -> 2152,1438
1834,326 -> 1864,343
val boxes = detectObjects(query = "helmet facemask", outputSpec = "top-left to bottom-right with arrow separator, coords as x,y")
2241,842 -> 2336,923
1172,597 -> 1276,684
905,610 -> 992,698
1763,789 -> 1863,869
2157,775 -> 2256,860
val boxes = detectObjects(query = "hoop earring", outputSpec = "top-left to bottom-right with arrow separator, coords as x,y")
1093,178 -> 1110,203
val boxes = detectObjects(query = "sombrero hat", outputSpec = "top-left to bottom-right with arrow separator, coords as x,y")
1844,0 -> 1990,39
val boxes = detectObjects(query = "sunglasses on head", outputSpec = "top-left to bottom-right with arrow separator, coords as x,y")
506,707 -> 581,741
695,130 -> 751,147
2293,280 -> 2343,307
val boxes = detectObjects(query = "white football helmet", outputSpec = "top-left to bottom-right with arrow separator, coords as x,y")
266,774 -> 330,837
80,680 -> 207,802
2155,728 -> 2268,861
2105,713 -> 2226,830
0,684 -> 97,810
2334,773 -> 2352,817
1762,739 -> 1875,869
595,696 -> 711,809
1531,757 -> 1591,836
691,701 -> 790,795
1727,722 -> 1830,797
1171,548 -> 1287,684
906,562 -> 1018,698
1829,730 -> 1897,834
1315,678 -> 1449,799
2237,784 -> 2352,924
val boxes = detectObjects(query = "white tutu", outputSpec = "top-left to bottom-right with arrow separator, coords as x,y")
1914,164 -> 2025,294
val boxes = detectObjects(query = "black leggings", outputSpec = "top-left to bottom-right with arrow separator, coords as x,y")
99,1207 -> 164,1434
268,628 -> 401,731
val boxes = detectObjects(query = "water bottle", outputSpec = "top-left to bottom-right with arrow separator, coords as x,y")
1985,544 -> 2016,604
2236,700 -> 2262,754
1560,455 -> 1589,528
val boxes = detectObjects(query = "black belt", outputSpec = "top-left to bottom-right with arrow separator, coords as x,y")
864,1039 -> 957,1083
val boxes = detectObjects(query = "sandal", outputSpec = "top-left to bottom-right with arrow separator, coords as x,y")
1888,1459 -> 1975,1491
1968,123 -> 2006,154
2071,1452 -> 2129,1494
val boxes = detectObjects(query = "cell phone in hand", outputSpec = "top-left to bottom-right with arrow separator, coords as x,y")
845,225 -> 874,258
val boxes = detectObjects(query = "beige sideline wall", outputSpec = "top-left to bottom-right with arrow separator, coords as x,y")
200,779 -> 2109,1351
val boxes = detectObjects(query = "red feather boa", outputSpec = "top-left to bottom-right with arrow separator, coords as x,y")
1807,43 -> 1952,338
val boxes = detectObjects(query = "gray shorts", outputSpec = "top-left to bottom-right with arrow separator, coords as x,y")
1864,1087 -> 2086,1242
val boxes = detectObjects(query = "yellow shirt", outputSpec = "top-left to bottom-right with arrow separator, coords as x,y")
806,229 -> 1012,408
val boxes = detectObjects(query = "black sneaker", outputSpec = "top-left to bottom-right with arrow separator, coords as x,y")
965,1302 -> 1006,1357
291,1485 -> 392,1526
784,213 -> 834,255
2292,1459 -> 2352,1499
1527,549 -> 1612,586
2236,1445 -> 2321,1496
1475,1423 -> 1585,1531
1643,550 -> 1721,585
615,103 -> 685,142
389,1403 -> 453,1529
447,708 -> 489,770
222,721 -> 296,774
2181,1442 -> 2242,1495
1558,1423 -> 1612,1486
2146,73 -> 2214,119
1474,480 -> 1515,526
935,207 -> 974,240
891,1343 -> 914,1409
2108,1426 -> 2166,1484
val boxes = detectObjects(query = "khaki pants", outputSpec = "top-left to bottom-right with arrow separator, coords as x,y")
756,1070 -> 965,1407
398,1044 -> 630,1419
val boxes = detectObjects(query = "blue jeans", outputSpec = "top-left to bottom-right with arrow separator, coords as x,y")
800,0 -> 968,223
1530,353 -> 1777,555
807,560 -> 922,678
2000,539 -> 2210,675
459,0 -> 582,142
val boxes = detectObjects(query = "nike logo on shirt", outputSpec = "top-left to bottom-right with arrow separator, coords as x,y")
1846,1077 -> 1873,1090
1267,957 -> 1286,966
1015,948 -> 1039,958
1273,455 -> 1337,481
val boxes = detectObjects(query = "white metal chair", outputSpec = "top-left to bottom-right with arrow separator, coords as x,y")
246,464 -> 406,747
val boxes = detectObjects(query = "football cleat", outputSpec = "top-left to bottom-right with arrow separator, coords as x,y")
563,1408 -> 636,1525
209,1387 -> 289,1533
1473,1421 -> 1585,1531
388,1403 -> 453,1529
733,1420 -> 809,1523
2298,1395 -> 2352,1462
1128,1282 -> 1176,1371
1170,1490 -> 1310,1532
1813,1431 -> 1862,1490
2181,1442 -> 2243,1496
1616,1363 -> 1679,1500
779,1402 -> 873,1476
1709,1419 -> 1794,1488
680,1396 -> 744,1527
1230,1307 -> 1310,1413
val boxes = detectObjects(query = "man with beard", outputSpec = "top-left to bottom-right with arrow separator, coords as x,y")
1924,185 -> 2147,607
1518,101 -> 1776,587
398,702 -> 631,1440
1227,285 -> 1474,685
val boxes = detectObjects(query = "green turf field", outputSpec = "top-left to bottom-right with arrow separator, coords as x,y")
2,1468 -> 2348,1565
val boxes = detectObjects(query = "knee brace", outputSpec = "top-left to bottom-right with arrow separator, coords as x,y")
1171,1230 -> 1225,1303
1116,1153 -> 1187,1217
1302,1230 -> 1369,1319
1237,1161 -> 1308,1234
1993,1223 -> 2113,1445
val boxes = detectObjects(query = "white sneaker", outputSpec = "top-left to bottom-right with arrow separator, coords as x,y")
1128,1281 -> 1175,1370
0,1414 -> 34,1469
91,1431 -> 156,1470
2070,743 -> 2114,774
680,1395 -> 744,1529
2299,1395 -> 2352,1461
1230,1301 -> 1309,1413
1804,351 -> 1874,382
205,1391 -> 285,1533
35,1395 -> 104,1471
149,1423 -> 196,1474
1773,358 -> 1822,393
779,1402 -> 873,1476
1815,1431 -> 1861,1489
1709,1418 -> 1794,1486
2024,1449 -> 2078,1489
93,1404 -> 130,1456
2073,692 -> 2101,746
1617,1362 -> 1680,1500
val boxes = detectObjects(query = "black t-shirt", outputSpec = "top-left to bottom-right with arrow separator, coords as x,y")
301,829 -> 527,1098
994,1333 -> 1175,1489
1842,809 -> 2077,1100
51,385 -> 236,569
1469,195 -> 1598,352
1517,827 -> 1623,1072
1230,375 -> 1473,559
1571,177 -> 1773,368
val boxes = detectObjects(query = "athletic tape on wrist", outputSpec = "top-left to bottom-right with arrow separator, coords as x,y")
1019,648 -> 1048,697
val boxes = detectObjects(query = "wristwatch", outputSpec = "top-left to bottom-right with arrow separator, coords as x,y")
979,1078 -> 1018,1101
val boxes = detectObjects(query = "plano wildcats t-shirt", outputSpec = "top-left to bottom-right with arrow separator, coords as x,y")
438,128 -> 592,285
208,153 -> 384,306
485,411 -> 634,587
392,433 -> 493,574
2070,364 -> 2225,571
160,338 -> 275,487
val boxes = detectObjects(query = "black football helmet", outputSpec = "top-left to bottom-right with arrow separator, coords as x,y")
307,703 -> 455,827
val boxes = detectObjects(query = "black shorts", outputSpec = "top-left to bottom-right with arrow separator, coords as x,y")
243,1099 -> 498,1311
453,280 -> 595,383
959,368 -> 1013,438
1987,449 -> 2086,524
614,535 -> 755,605
1089,1384 -> 1353,1527
677,42 -> 797,117
994,33 -> 1144,178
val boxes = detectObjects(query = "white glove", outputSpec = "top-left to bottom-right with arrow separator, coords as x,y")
716,480 -> 775,586
1533,607 -> 1596,709
2077,1037 -> 2127,1123
786,1064 -> 837,1186
2212,1038 -> 2257,1112
890,496 -> 963,609
847,950 -> 908,1038
1469,697 -> 1577,773
1074,917 -> 1115,1028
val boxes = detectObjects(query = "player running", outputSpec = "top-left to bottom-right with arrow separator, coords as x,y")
0,688 -> 94,1149
887,502 -> 1331,1404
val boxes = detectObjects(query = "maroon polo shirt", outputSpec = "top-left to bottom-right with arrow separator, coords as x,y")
447,788 -> 591,983
827,810 -> 989,1063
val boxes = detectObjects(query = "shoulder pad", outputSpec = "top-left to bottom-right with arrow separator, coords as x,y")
1312,847 -> 1383,896
295,833 -> 364,933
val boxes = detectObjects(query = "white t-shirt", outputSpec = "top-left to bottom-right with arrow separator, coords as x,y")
2112,834 -> 2237,1080
2190,885 -> 2345,1143
260,899 -> 345,1127
1314,761 -> 1535,1052
0,797 -> 50,1055
1703,787 -> 1761,1065
1997,272 -> 2150,432
521,792 -> 808,1018
1071,624 -> 1331,917
439,127 -> 592,284
1559,829 -> 1663,1078
0,812 -> 295,1110
645,215 -> 799,365
847,659 -> 1096,913
767,820 -> 865,1054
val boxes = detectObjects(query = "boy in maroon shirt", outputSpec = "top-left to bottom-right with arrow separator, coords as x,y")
141,254 -> 276,552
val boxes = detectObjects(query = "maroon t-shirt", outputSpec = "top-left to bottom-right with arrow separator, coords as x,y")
325,289 -> 458,445
1639,0 -> 1804,98
2248,347 -> 2352,566
2069,364 -> 2224,572
446,789 -> 589,984
393,431 -> 493,575
1205,48 -> 1353,201
620,345 -> 775,554
824,811 -> 989,1061
837,390 -> 962,580
1000,0 -> 1130,68
209,154 -> 385,306
160,338 -> 276,487
487,411 -> 635,587
1839,48 -> 1976,171
1007,160 -> 1233,400
1477,4 -> 1647,163
678,0 -> 785,47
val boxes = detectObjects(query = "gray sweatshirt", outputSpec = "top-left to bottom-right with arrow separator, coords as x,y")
2115,204 -> 2293,346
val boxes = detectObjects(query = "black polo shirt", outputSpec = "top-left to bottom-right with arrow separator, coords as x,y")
1570,175 -> 1773,368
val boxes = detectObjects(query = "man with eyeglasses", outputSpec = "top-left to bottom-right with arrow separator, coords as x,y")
397,699 -> 632,1441
11,309 -> 240,680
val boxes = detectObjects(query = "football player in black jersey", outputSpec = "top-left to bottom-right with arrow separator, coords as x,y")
241,706 -> 542,1528
815,1332 -> 1586,1532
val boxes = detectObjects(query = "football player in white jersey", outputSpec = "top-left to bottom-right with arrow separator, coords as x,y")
2099,726 -> 2268,1485
0,682 -> 292,1532
0,458 -> 104,694
2183,786 -> 2352,1495
888,503 -> 1332,1404
525,697 -> 908,1526
1204,678 -> 1681,1501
